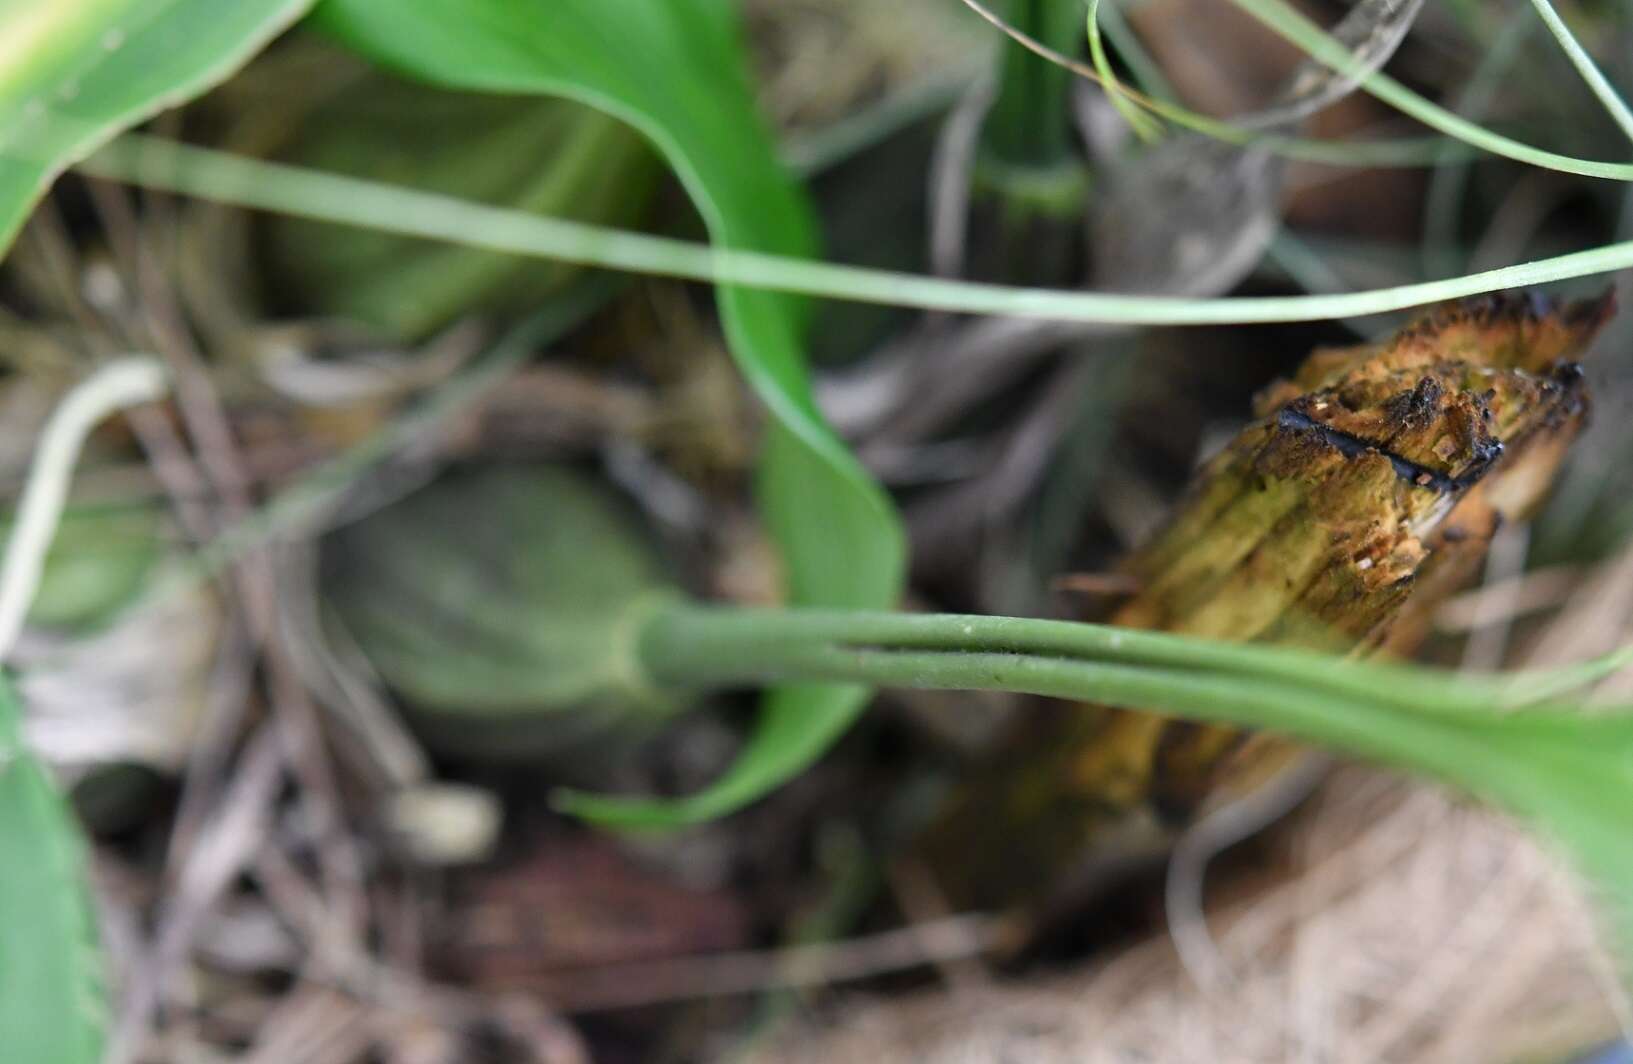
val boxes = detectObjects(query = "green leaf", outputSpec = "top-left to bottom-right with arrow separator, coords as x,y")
312,0 -> 905,824
0,672 -> 104,1063
263,62 -> 659,338
0,0 -> 313,256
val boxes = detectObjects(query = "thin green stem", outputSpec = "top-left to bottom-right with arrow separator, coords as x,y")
80,135 -> 1633,327
1524,0 -> 1633,146
636,605 -> 1560,807
0,357 -> 167,659
1093,0 -> 1176,103
961,0 -> 1632,178
578,610 -> 1633,975
1228,0 -> 1633,179
1087,0 -> 1160,141
637,606 -> 1576,721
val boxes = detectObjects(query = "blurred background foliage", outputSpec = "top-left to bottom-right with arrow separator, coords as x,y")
1,0 -> 1632,1061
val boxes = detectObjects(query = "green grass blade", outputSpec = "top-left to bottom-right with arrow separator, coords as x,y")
0,0 -> 313,256
1229,0 -> 1633,179
311,0 -> 905,827
1524,0 -> 1633,145
1093,0 -> 1178,103
956,0 -> 1480,171
82,134 -> 1633,325
1086,0 -> 1161,142
0,675 -> 103,1063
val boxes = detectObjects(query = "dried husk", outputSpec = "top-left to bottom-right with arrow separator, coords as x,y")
918,293 -> 1615,916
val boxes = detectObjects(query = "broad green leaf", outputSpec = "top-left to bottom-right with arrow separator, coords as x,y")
0,672 -> 103,1063
263,62 -> 659,338
312,0 -> 906,825
0,0 -> 314,256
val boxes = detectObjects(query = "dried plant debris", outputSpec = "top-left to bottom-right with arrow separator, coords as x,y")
753,769 -> 1628,1064
918,292 -> 1614,916
744,0 -> 989,130
1093,0 -> 1425,296
1245,0 -> 1426,130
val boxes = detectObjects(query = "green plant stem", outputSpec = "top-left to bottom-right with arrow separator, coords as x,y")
1093,0 -> 1177,103
636,605 -> 1578,723
79,134 -> 1633,326
958,0 -> 1624,177
1525,0 -> 1633,146
631,605 -> 1609,816
569,612 -> 1633,984
1228,0 -> 1633,179
983,0 -> 1083,169
1087,0 -> 1160,141
0,357 -> 167,658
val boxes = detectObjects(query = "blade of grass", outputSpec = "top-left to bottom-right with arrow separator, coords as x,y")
955,0 -> 1581,174
1093,0 -> 1178,103
1086,0 -> 1162,142
0,358 -> 168,658
81,133 -> 1633,326
1524,0 -> 1633,146
1228,0 -> 1633,179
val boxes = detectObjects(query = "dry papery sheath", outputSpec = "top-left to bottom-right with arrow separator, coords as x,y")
920,291 -> 1614,919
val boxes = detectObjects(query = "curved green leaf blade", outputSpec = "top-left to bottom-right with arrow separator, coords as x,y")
0,0 -> 314,256
0,673 -> 103,1063
312,0 -> 905,825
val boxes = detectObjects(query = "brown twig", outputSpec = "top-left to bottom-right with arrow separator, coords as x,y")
81,178 -> 371,1059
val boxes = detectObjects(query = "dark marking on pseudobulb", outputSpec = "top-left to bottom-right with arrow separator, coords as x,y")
1382,375 -> 1443,431
1275,406 -> 1493,495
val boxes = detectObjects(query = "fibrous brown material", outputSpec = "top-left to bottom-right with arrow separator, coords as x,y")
756,768 -> 1628,1064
